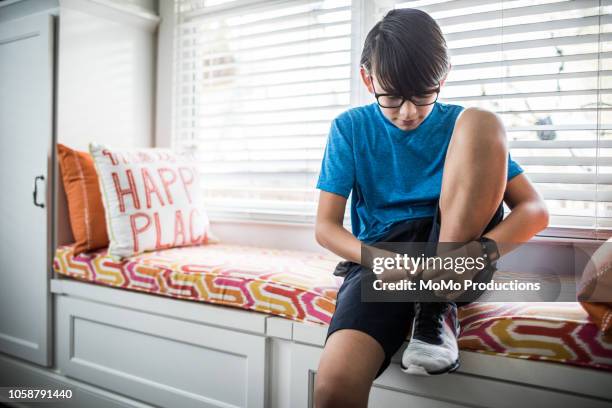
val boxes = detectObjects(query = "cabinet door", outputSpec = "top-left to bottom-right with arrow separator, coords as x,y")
0,13 -> 54,367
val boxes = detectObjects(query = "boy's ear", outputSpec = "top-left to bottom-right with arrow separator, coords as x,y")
360,66 -> 374,94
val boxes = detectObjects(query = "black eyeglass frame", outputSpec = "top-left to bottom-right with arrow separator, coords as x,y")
369,75 -> 441,108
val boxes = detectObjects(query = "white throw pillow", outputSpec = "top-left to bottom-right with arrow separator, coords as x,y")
90,143 -> 213,258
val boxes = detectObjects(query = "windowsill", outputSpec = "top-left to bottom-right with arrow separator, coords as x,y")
535,227 -> 612,242
211,217 -> 318,229
210,217 -> 610,253
212,217 -> 611,238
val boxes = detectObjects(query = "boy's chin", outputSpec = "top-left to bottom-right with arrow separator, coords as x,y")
395,121 -> 418,131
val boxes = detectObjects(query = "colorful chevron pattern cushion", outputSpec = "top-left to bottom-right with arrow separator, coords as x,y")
458,302 -> 612,371
54,243 -> 342,324
89,143 -> 213,258
53,243 -> 612,371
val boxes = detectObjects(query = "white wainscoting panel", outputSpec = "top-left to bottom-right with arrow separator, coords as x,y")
56,296 -> 267,408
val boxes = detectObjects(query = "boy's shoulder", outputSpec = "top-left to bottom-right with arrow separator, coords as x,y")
328,104 -> 377,139
334,103 -> 378,124
436,101 -> 465,116
332,104 -> 379,135
436,101 -> 465,112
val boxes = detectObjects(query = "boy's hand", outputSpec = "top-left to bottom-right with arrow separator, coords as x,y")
420,241 -> 486,301
379,263 -> 421,284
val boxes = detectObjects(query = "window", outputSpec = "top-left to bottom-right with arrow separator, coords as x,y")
174,0 -> 612,237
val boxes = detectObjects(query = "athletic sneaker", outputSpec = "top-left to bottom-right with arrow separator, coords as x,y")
401,302 -> 460,376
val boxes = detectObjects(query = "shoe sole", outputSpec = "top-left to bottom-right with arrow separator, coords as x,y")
400,358 -> 460,376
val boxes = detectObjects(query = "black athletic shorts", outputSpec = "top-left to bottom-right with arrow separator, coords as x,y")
324,199 -> 504,379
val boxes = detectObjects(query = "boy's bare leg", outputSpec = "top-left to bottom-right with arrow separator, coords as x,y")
401,109 -> 508,376
314,329 -> 384,408
439,109 -> 508,242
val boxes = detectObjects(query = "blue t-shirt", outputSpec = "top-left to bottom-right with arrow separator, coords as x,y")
316,101 -> 524,244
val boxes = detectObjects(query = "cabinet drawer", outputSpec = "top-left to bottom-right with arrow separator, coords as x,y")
56,295 -> 266,408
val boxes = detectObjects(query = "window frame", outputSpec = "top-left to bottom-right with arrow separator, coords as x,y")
164,0 -> 612,241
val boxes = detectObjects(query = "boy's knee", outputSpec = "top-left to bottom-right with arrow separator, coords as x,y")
314,372 -> 368,408
454,108 -> 507,152
313,380 -> 343,408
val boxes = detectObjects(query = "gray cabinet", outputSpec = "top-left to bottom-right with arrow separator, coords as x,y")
0,11 -> 55,367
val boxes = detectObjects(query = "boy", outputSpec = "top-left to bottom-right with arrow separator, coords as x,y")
313,8 -> 549,408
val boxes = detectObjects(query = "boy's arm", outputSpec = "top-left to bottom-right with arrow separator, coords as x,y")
315,191 -> 362,264
315,191 -> 411,281
481,173 -> 549,256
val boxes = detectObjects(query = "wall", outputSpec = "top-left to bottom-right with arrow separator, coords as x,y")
56,0 -> 159,150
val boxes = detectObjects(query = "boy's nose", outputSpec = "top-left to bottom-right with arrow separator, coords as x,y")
399,99 -> 417,118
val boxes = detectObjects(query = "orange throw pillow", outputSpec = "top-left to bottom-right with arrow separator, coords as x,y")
57,143 -> 109,254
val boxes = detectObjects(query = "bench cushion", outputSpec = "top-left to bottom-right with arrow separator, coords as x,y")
54,243 -> 612,372
54,243 -> 343,325
458,302 -> 612,371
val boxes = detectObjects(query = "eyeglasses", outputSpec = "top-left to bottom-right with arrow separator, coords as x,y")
370,75 -> 440,108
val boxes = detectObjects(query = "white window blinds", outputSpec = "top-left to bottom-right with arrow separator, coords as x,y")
174,0 -> 612,237
378,0 -> 611,236
174,0 -> 353,223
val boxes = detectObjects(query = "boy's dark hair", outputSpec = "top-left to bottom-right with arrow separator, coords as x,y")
360,8 -> 450,97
